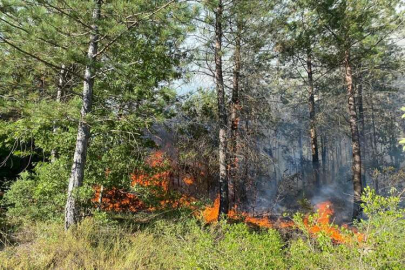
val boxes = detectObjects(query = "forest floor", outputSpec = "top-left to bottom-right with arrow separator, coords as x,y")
1,207 -> 404,270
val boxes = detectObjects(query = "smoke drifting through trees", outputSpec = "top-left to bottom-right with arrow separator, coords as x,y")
0,0 -> 404,231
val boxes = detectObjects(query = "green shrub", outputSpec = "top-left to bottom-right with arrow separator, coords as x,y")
3,160 -> 70,223
287,187 -> 405,269
357,187 -> 405,269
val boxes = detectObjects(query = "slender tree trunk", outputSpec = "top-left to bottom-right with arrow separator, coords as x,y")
240,113 -> 250,204
65,0 -> 101,230
306,52 -> 320,188
298,129 -> 303,170
321,135 -> 327,174
215,0 -> 229,218
229,16 -> 242,207
51,64 -> 66,162
367,94 -> 379,192
357,79 -> 366,186
97,185 -> 104,210
344,50 -> 363,220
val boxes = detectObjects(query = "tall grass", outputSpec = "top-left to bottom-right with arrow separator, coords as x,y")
1,188 -> 405,269
0,216 -> 285,269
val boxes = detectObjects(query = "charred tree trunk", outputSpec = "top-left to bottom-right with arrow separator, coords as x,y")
229,16 -> 242,207
51,64 -> 66,162
344,50 -> 363,220
65,0 -> 101,230
306,52 -> 320,188
215,0 -> 229,218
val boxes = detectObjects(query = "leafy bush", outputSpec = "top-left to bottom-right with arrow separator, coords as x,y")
3,159 -> 70,222
287,187 -> 405,269
357,187 -> 405,268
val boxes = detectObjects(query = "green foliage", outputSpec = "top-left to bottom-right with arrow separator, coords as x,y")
0,0 -> 195,224
175,221 -> 285,269
357,187 -> 405,269
288,187 -> 405,269
1,188 -> 405,269
0,216 -> 286,269
3,159 -> 70,222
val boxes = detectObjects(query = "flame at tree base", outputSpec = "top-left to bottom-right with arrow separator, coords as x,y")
202,196 -> 364,244
202,195 -> 292,229
92,151 -> 364,245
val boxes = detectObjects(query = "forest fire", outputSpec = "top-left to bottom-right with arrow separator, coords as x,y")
93,150 -> 199,212
303,201 -> 345,242
201,197 -> 363,244
131,150 -> 170,192
244,215 -> 273,228
183,177 -> 194,186
92,150 -> 364,245
303,201 -> 365,243
202,196 -> 220,223
92,186 -> 144,212
202,195 -> 284,229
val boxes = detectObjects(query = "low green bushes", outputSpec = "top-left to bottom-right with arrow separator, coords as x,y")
0,188 -> 404,269
0,217 -> 285,269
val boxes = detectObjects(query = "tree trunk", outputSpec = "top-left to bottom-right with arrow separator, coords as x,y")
229,16 -> 242,207
357,79 -> 366,186
321,135 -> 327,174
51,64 -> 66,162
298,129 -> 303,171
65,0 -> 101,230
344,50 -> 363,220
97,185 -> 104,209
215,0 -> 229,218
306,52 -> 320,188
370,94 -> 379,171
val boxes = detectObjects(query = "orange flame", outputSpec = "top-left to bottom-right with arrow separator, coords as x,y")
202,196 -> 290,229
202,196 -> 220,223
201,198 -> 364,244
92,186 -> 144,212
131,150 -> 170,192
183,177 -> 194,186
93,151 -> 365,245
304,201 -> 364,243
244,216 -> 273,228
305,201 -> 345,242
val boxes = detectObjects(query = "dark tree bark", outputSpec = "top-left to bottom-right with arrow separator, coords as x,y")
344,50 -> 363,220
306,52 -> 320,187
357,79 -> 366,186
229,16 -> 242,207
65,0 -> 101,230
215,0 -> 229,218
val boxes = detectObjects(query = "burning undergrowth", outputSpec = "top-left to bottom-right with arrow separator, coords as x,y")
92,150 -> 200,213
92,150 -> 364,245
202,196 -> 364,244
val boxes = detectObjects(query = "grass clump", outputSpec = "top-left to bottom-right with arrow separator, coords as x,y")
0,215 -> 285,269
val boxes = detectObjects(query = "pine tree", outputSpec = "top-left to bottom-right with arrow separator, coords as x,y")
313,0 -> 404,219
0,0 -> 193,225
